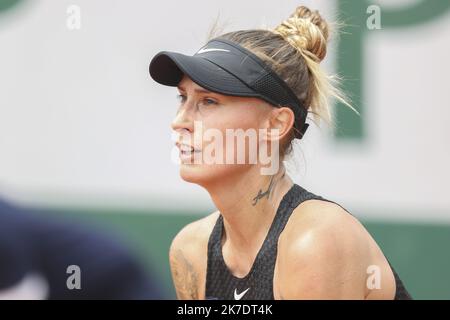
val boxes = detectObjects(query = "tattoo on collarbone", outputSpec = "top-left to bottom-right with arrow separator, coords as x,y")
172,249 -> 199,299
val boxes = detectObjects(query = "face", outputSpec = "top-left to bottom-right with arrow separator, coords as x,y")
171,75 -> 294,186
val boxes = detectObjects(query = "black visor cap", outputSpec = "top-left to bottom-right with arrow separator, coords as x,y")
149,38 -> 309,139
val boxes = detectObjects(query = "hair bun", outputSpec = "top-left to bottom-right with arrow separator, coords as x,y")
273,6 -> 329,62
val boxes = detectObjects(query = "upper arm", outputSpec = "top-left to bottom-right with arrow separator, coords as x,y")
276,201 -> 370,299
169,213 -> 218,300
169,223 -> 203,300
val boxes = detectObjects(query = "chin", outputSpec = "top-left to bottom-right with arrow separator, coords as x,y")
178,163 -> 245,187
179,163 -> 208,184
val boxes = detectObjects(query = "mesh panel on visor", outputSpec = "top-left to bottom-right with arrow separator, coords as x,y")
251,73 -> 308,138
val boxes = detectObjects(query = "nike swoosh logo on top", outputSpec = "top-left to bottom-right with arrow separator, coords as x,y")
234,287 -> 250,300
196,47 -> 230,54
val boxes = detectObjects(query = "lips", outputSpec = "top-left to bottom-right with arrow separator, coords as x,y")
175,142 -> 201,154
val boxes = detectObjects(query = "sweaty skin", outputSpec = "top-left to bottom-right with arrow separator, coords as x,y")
169,179 -> 397,300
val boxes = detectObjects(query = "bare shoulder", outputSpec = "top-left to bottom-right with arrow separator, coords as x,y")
282,199 -> 368,245
275,199 -> 395,299
169,211 -> 220,300
171,210 -> 220,253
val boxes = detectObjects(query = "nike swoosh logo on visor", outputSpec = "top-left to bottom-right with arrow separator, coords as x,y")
196,48 -> 230,54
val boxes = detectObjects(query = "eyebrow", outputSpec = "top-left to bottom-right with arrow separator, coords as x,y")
177,85 -> 215,95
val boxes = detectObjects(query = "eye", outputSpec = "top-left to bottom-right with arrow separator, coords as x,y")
202,98 -> 218,106
176,93 -> 187,104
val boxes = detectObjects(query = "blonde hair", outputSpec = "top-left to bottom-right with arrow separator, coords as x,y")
209,5 -> 359,154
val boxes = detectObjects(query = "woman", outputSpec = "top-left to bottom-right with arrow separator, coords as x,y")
149,5 -> 411,300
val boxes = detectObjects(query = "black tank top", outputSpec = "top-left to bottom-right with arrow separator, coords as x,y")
205,183 -> 412,300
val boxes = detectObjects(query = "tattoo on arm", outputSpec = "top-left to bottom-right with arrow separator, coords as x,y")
252,169 -> 286,206
170,249 -> 199,300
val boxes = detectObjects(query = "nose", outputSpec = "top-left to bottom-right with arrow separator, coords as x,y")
171,102 -> 195,134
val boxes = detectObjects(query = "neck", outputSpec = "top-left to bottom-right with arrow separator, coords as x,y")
204,164 -> 293,252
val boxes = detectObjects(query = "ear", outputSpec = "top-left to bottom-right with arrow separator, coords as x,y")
261,107 -> 295,142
